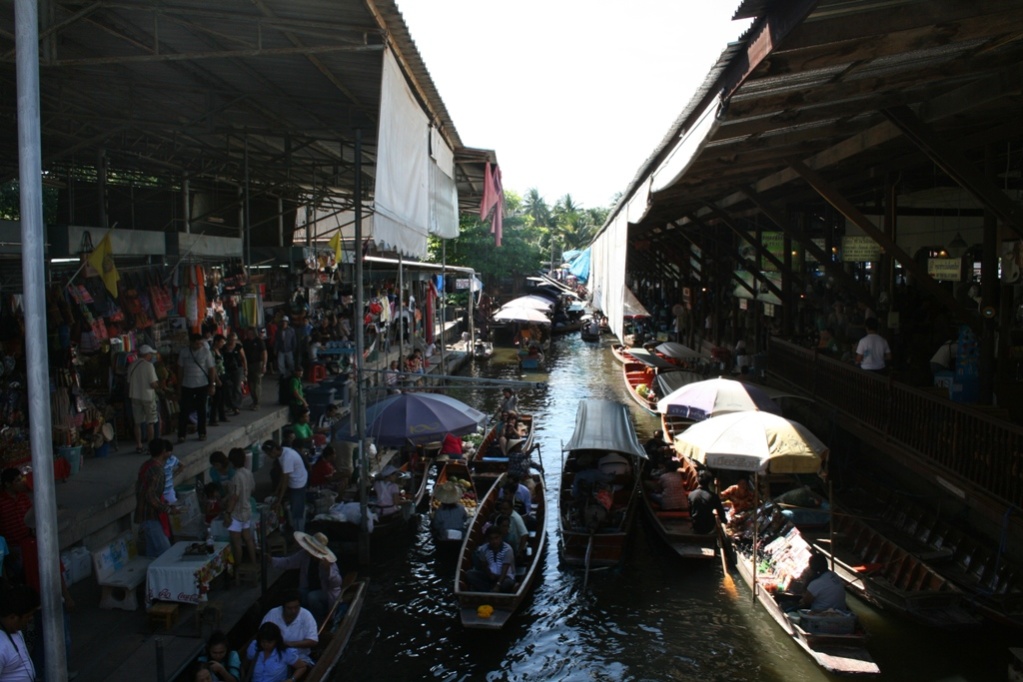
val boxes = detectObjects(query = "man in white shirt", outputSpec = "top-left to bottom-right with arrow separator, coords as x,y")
855,318 -> 892,373
264,440 -> 309,533
128,345 -> 162,454
260,590 -> 318,664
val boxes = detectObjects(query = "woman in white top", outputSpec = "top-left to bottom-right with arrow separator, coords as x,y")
373,465 -> 404,517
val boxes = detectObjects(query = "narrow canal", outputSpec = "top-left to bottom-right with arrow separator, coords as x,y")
336,334 -> 1015,681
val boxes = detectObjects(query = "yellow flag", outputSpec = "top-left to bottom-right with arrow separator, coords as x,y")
329,232 -> 342,265
88,232 -> 120,297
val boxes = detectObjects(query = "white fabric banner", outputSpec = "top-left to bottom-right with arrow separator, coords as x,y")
589,211 -> 630,341
374,48 -> 430,256
430,126 -> 454,178
429,160 -> 459,238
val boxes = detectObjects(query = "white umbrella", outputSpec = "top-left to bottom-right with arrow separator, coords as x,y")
493,306 -> 551,324
504,295 -> 554,311
657,377 -> 782,419
673,410 -> 827,474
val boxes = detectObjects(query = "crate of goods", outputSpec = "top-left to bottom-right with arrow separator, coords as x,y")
798,609 -> 856,635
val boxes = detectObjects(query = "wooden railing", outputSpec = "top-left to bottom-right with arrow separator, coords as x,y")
768,338 -> 1023,509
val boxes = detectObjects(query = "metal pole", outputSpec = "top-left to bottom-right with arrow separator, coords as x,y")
398,254 -> 405,365
354,129 -> 370,565
439,240 -> 446,369
468,270 -> 475,347
15,1 -> 66,678
183,172 -> 191,233
752,472 -> 759,604
244,136 -> 251,268
155,639 -> 166,682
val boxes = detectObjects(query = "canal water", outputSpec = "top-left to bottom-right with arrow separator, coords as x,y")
335,334 -> 1017,681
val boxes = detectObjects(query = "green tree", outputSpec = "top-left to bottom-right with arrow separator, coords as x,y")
522,188 -> 551,229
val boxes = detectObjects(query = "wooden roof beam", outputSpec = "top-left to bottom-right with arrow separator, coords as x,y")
790,159 -> 979,331
739,185 -> 873,307
881,105 -> 1023,239
687,213 -> 782,301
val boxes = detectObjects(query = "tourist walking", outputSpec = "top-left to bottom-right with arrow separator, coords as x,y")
128,345 -> 162,453
274,316 -> 297,375
243,327 -> 267,409
177,333 -> 216,442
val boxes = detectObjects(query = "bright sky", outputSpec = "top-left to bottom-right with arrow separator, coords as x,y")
396,1 -> 750,211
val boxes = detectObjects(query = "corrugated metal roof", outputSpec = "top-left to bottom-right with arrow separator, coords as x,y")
604,0 -> 1023,255
0,0 -> 494,221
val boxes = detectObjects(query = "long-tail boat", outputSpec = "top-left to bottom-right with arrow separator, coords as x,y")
559,399 -> 647,573
455,467 -> 547,629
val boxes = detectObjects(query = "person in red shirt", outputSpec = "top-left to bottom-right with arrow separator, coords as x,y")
440,433 -> 463,460
309,446 -> 345,491
0,468 -> 33,576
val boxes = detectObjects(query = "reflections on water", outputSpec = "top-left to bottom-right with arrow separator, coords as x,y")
336,336 -> 1012,682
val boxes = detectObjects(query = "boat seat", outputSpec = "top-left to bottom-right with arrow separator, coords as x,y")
655,511 -> 691,520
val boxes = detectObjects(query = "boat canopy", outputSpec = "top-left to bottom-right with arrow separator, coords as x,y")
563,399 -> 647,458
626,348 -> 677,371
654,371 -> 705,401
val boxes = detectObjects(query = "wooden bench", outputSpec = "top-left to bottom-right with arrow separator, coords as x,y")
91,531 -> 153,611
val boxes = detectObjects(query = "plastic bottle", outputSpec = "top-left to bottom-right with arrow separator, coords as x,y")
205,526 -> 215,554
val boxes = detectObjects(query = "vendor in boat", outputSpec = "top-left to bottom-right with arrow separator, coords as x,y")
431,482 -> 468,540
268,532 -> 343,622
720,478 -> 756,516
687,471 -> 727,535
800,553 -> 848,613
440,433 -> 464,460
373,465 -> 405,517
466,526 -> 516,593
309,446 -> 346,492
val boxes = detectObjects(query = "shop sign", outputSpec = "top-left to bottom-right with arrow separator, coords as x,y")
927,257 -> 962,282
738,298 -> 748,310
841,236 -> 882,262
763,302 -> 776,318
455,278 -> 471,290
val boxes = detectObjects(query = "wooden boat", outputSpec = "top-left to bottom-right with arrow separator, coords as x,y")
518,348 -> 546,371
455,468 -> 547,629
841,476 -> 1023,628
610,343 -> 636,364
430,460 -> 479,547
305,578 -> 369,682
732,541 -> 880,676
803,507 -> 982,630
652,370 -> 702,442
469,414 -> 536,490
580,319 -> 601,343
639,459 -> 717,559
622,348 -> 681,415
560,399 -> 647,570
306,458 -> 427,547
446,337 -> 494,359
